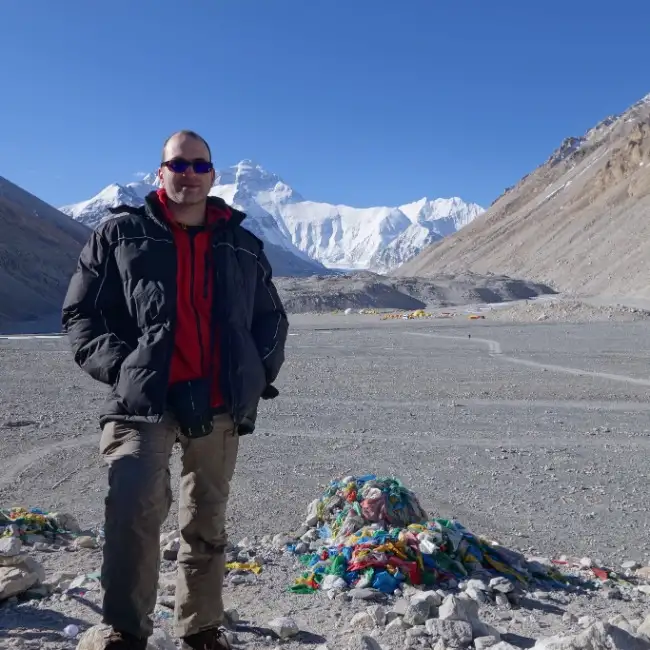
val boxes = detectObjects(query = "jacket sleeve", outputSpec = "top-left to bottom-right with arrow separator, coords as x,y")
61,228 -> 133,385
251,247 -> 288,385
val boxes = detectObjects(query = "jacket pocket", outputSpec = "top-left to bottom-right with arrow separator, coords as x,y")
131,283 -> 167,330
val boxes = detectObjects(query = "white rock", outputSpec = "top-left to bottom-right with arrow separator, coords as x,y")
321,574 -> 347,592
495,593 -> 511,608
578,615 -> 597,628
76,625 -> 111,649
366,605 -> 387,627
159,530 -> 181,545
490,643 -> 520,650
638,615 -> 650,639
425,619 -> 473,647
438,595 -> 479,623
403,600 -> 431,626
385,618 -> 408,632
534,621 -> 650,650
0,563 -> 41,599
73,536 -> 98,550
405,626 -> 428,638
467,579 -> 490,592
622,561 -> 640,570
410,590 -> 443,608
347,635 -> 382,650
609,614 -> 636,635
225,608 -> 240,624
268,616 -> 299,640
475,637 -> 499,649
63,624 -> 79,638
0,537 -> 22,557
489,577 -> 515,594
271,534 -> 290,549
579,557 -> 593,569
49,512 -> 81,533
467,586 -> 488,604
350,612 -> 374,630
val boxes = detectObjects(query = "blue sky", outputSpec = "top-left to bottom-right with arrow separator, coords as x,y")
1,0 -> 648,210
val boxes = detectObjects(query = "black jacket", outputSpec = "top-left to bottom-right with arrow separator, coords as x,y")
61,193 -> 289,434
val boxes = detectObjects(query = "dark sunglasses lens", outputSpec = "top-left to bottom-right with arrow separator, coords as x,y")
192,161 -> 213,174
167,159 -> 191,173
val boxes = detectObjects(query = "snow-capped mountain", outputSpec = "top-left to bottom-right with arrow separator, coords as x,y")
60,161 -> 483,274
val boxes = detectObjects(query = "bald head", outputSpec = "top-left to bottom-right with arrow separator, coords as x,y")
161,130 -> 212,163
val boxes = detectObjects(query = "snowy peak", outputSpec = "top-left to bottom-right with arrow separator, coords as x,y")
60,160 -> 483,274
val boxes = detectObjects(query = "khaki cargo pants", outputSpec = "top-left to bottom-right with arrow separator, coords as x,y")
99,413 -> 239,639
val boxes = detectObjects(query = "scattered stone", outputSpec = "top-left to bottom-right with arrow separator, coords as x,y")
348,635 -> 382,650
562,612 -> 577,624
48,512 -> 82,534
638,615 -> 650,638
495,593 -> 511,609
438,595 -> 479,624
578,615 -> 597,628
321,574 -> 347,592
229,573 -> 256,586
224,608 -> 240,625
73,536 -> 98,550
405,626 -> 428,638
475,637 -> 499,649
403,600 -> 431,626
0,556 -> 44,600
410,589 -> 443,608
636,567 -> 650,580
466,579 -> 490,592
0,537 -> 22,557
534,621 -> 650,650
162,540 -> 180,561
268,616 -> 299,640
350,612 -> 374,630
159,530 -> 180,546
272,534 -> 290,549
425,619 -> 473,648
466,586 -> 488,604
622,561 -> 640,571
608,614 -> 636,635
489,577 -> 514,594
366,605 -> 387,627
350,588 -> 386,602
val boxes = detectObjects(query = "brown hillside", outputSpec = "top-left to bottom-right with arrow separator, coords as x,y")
395,94 -> 650,300
0,176 -> 90,330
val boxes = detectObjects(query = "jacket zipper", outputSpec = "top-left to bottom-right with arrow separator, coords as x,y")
188,231 -> 205,374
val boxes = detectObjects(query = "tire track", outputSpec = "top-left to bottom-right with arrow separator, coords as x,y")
407,332 -> 650,387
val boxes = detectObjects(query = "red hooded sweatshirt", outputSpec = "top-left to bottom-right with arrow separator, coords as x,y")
155,189 -> 231,408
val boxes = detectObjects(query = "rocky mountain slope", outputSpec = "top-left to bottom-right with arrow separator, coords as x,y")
396,92 -> 650,300
0,176 -> 90,331
60,161 -> 483,274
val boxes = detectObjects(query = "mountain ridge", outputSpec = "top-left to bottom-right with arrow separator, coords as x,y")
60,161 -> 483,275
0,175 -> 90,330
396,91 -> 650,300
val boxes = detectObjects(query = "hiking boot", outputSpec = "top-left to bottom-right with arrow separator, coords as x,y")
182,627 -> 233,650
104,629 -> 148,650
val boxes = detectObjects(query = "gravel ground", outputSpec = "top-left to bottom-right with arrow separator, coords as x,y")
1,315 -> 650,649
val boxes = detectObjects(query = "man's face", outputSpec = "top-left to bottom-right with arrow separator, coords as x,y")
158,134 -> 215,206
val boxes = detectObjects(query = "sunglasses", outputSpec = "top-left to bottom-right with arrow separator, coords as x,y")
161,158 -> 214,174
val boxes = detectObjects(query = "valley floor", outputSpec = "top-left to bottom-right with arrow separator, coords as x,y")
1,316 -> 650,649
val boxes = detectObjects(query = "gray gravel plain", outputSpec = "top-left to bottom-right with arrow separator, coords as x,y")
1,315 -> 650,648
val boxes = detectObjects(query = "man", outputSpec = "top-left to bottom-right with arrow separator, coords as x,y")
62,130 -> 289,650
